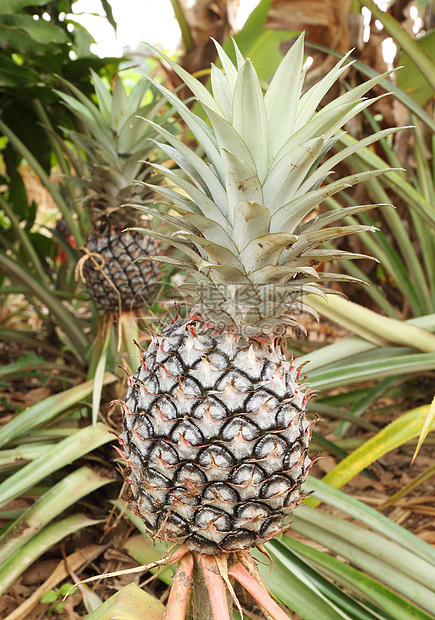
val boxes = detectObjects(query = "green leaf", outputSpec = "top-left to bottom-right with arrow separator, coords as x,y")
265,32 -> 305,160
412,395 -> 435,464
0,466 -> 113,566
229,0 -> 299,81
309,352 -> 435,391
303,477 -> 435,565
305,295 -> 435,352
233,201 -> 271,251
0,373 -> 117,449
41,591 -> 58,604
0,0 -> 49,12
0,14 -> 68,44
91,325 -> 114,428
356,0 -> 435,92
0,423 -> 113,509
397,29 -> 435,106
253,544 -> 356,619
0,55 -> 39,87
292,507 -> 435,615
232,59 -> 269,182
0,514 -> 101,597
0,118 -> 84,244
282,536 -> 434,620
85,583 -> 164,620
100,0 -> 117,33
320,402 -> 435,490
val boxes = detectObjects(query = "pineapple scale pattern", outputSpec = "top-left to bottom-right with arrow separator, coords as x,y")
82,226 -> 160,310
119,318 -> 313,554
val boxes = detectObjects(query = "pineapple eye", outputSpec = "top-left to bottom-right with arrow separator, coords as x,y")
171,420 -> 204,446
283,445 -> 303,471
221,416 -> 260,442
198,445 -> 235,469
254,435 -> 287,460
147,440 -> 179,468
194,506 -> 232,531
174,463 -> 207,487
150,396 -> 177,420
260,475 -> 292,503
246,390 -> 279,413
259,514 -> 284,539
157,511 -> 189,538
168,486 -> 200,506
220,529 -> 256,551
202,482 -> 239,506
276,406 -> 298,430
236,501 -> 270,520
230,463 -> 266,486
192,396 -> 228,420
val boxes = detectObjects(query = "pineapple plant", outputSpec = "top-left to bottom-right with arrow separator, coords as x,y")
116,35 -> 399,618
57,71 -> 166,313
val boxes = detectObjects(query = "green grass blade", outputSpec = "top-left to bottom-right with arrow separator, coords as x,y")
306,295 -> 435,352
338,133 -> 435,227
85,582 -> 165,620
309,352 -> 435,391
303,43 -> 435,132
267,539 -> 393,620
91,323 -> 114,428
0,195 -> 48,283
0,373 -> 117,448
0,423 -> 113,508
336,376 -> 398,437
0,118 -> 84,245
253,544 -> 355,619
299,314 -> 435,372
294,506 -> 435,591
0,443 -> 53,473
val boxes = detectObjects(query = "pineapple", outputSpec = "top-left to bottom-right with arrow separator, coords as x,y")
57,72 -> 165,311
118,34 -> 397,568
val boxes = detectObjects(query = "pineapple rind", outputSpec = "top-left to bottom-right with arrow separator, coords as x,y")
81,226 -> 160,310
119,319 -> 313,554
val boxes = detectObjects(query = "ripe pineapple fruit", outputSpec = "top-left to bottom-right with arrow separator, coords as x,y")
57,72 -> 165,311
119,35 -> 397,558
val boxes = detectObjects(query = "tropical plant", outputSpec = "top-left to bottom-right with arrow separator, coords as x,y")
105,33 -> 425,618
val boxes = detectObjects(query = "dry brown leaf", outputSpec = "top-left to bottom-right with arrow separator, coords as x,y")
175,0 -> 239,86
267,0 -> 353,52
20,387 -> 52,407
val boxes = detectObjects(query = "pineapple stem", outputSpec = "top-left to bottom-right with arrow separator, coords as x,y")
163,552 -> 194,620
191,553 -> 233,620
228,560 -> 291,620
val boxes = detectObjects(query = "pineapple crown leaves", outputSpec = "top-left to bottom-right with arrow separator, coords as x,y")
55,71 -> 174,221
133,35 -> 402,327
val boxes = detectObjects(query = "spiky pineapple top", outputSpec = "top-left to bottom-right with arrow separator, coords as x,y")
57,70 -> 170,229
57,72 -> 171,310
130,34 -> 399,330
